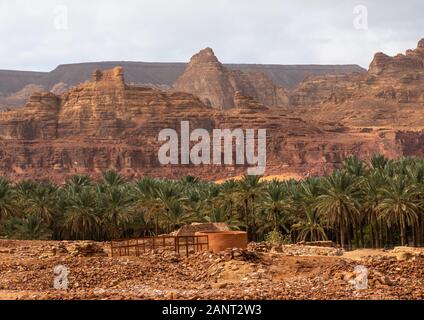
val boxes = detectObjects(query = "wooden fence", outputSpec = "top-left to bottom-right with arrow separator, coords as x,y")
110,235 -> 209,258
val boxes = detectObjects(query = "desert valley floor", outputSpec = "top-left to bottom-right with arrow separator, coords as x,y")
0,240 -> 422,300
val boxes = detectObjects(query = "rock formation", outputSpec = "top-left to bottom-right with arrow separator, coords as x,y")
174,48 -> 236,109
0,61 -> 363,98
1,40 -> 424,181
289,38 -> 424,129
0,84 -> 46,110
174,48 -> 288,109
368,43 -> 424,76
0,63 -> 415,182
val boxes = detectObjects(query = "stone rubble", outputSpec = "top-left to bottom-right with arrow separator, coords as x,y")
247,242 -> 344,256
0,240 -> 422,300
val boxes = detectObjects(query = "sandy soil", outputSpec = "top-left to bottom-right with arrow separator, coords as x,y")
0,240 -> 422,300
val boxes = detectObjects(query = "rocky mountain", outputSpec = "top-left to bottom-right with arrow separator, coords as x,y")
291,38 -> 424,128
369,39 -> 424,76
0,70 -> 46,93
0,59 -> 364,110
174,48 -> 288,109
0,76 -> 412,181
1,40 -> 424,182
0,84 -> 46,110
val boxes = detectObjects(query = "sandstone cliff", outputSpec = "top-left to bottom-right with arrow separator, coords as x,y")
0,62 -> 363,96
174,48 -> 288,109
368,39 -> 424,76
0,62 -> 418,182
0,84 -> 46,110
289,39 -> 424,128
2,40 -> 424,182
0,52 -> 364,110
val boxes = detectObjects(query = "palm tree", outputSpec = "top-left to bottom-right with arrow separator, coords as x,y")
2,215 -> 52,240
132,178 -> 163,235
152,181 -> 187,234
65,175 -> 92,191
362,171 -> 387,248
196,183 -> 220,221
0,178 -> 17,222
315,171 -> 361,249
160,199 -> 194,232
406,162 -> 424,246
180,175 -> 200,185
236,175 -> 265,241
343,156 -> 367,177
261,181 -> 289,232
370,154 -> 389,171
292,208 -> 328,242
377,175 -> 419,246
98,186 -> 135,239
62,187 -> 101,240
14,180 -> 37,216
289,178 -> 328,243
24,184 -> 58,226
102,171 -> 126,188
203,206 -> 241,229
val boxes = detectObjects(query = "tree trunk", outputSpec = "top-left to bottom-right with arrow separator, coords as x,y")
387,226 -> 393,248
346,226 -> 352,250
354,228 -> 360,250
273,208 -> 278,231
412,225 -> 417,247
251,195 -> 256,242
335,229 -> 340,246
379,220 -> 384,248
244,199 -> 249,241
340,223 -> 345,249
400,217 -> 406,246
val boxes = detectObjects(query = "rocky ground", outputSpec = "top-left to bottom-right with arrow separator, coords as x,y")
0,240 -> 422,300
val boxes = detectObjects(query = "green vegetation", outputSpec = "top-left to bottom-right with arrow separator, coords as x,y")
1,155 -> 424,249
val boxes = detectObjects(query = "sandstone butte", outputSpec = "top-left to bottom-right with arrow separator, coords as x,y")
1,39 -> 424,182
174,47 -> 289,109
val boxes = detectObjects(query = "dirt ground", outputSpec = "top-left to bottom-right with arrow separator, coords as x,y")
0,240 -> 423,300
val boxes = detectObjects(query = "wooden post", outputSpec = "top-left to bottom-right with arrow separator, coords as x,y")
177,237 -> 180,255
206,236 -> 209,252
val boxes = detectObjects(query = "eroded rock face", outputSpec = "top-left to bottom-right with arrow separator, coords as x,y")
369,52 -> 424,76
289,38 -> 424,130
174,48 -> 288,109
174,48 -> 236,109
2,39 -> 424,182
0,65 -> 417,182
369,40 -> 424,76
0,84 -> 46,110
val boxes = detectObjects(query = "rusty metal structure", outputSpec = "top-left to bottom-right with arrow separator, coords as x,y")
110,235 -> 209,258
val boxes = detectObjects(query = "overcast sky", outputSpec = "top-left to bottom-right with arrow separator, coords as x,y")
1,0 -> 423,71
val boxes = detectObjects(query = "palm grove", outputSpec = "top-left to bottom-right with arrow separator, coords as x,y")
0,155 -> 423,249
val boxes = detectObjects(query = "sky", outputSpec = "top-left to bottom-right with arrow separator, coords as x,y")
0,0 -> 423,71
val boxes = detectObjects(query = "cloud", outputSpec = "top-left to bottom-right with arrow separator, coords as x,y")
0,0 -> 423,71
